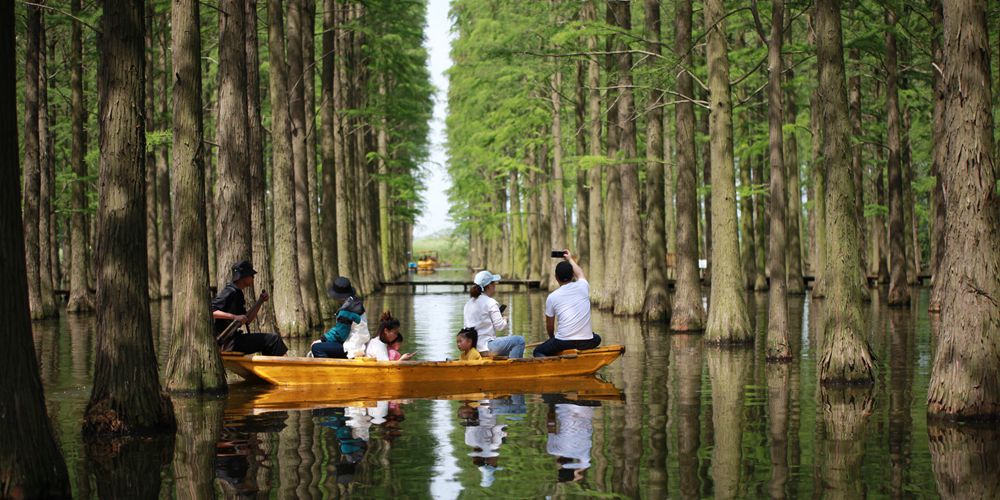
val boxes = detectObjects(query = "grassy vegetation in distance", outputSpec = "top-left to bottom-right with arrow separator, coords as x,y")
412,230 -> 468,268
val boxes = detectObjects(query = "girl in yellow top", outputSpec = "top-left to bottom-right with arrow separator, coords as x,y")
457,327 -> 482,361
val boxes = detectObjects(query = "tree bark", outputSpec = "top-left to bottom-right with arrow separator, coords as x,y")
808,20 -> 828,299
784,14 -> 805,295
642,0 -> 669,321
550,69 -> 567,263
703,0 -> 751,344
320,0 -> 339,292
37,23 -> 58,314
334,4 -> 353,280
928,0 -> 947,313
85,0 -> 176,434
597,1 -> 620,310
927,0 -> 1000,420
574,59 -> 589,269
902,107 -> 920,284
753,135 -> 768,292
740,142 -> 758,290
157,16 -> 173,299
671,0 -> 705,331
583,0 -> 605,307
21,3 -> 47,320
848,47 -> 867,281
766,0 -> 790,362
287,0 -> 321,325
700,95 -> 713,281
885,6 -> 910,306
814,0 -> 876,384
610,0 -> 645,316
67,0 -> 94,313
303,0 -> 325,305
267,0 -> 308,335
0,2 -> 71,492
144,11 -> 161,302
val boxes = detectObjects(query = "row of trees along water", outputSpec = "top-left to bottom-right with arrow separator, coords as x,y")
447,1 -> 999,409
3,0 -> 432,494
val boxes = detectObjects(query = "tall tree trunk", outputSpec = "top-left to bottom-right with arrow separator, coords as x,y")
245,0 -> 279,332
574,60 -> 589,268
927,0 -> 1000,420
37,24 -> 57,315
700,95 -> 713,281
808,17 -> 828,298
21,3 -> 47,320
873,120 -> 890,284
671,0 -> 705,331
85,0 -> 176,434
928,0 -> 947,313
611,0 -> 645,316
597,1 -> 620,310
784,14 -> 805,295
216,0 -> 253,299
885,6 -> 910,306
378,77 -> 392,280
537,141 -> 553,290
157,17 -> 173,299
303,0 -> 325,304
703,0 -> 751,344
334,4 -> 353,280
511,169 -> 528,277
144,12 -> 161,302
584,0 -> 605,307
814,0 -> 875,384
643,0 -> 669,320
550,68 -> 567,263
848,47 -> 867,280
67,0 -> 94,313
740,144 -> 757,290
164,0 -> 227,393
0,2 -> 71,492
753,135 -> 769,291
320,0 -> 339,291
287,0 -> 321,324
903,107 -> 920,283
267,0 -> 308,335
766,0 -> 790,361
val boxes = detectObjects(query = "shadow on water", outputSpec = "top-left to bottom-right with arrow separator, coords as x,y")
28,286 -> 1000,497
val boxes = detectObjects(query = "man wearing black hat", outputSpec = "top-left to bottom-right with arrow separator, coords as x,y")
211,260 -> 288,356
533,250 -> 601,357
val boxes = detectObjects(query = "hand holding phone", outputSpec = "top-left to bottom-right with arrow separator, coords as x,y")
499,304 -> 508,314
551,250 -> 566,258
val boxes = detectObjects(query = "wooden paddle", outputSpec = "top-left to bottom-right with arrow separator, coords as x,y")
216,290 -> 268,349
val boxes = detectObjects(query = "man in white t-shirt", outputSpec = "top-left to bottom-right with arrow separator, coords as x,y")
533,250 -> 602,357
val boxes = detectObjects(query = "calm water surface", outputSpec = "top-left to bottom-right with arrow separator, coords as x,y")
32,271 -> 1000,498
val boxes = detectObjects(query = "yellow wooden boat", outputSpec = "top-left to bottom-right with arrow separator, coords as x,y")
221,345 -> 625,386
225,375 -> 623,415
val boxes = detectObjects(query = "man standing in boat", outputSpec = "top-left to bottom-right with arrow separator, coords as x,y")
533,250 -> 601,357
211,260 -> 288,356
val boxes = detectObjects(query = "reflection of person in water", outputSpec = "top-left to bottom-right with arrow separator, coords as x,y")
545,398 -> 597,483
317,407 -> 370,485
215,411 -> 289,495
459,401 -> 507,487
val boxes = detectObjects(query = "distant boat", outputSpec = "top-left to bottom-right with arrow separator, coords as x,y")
221,345 -> 625,386
416,251 -> 439,272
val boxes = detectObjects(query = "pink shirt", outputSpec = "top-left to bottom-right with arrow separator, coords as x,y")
388,349 -> 401,361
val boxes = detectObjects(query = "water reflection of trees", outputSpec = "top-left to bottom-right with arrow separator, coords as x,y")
706,348 -> 752,499
929,425 -> 1000,499
172,396 -> 222,499
86,434 -> 173,498
670,334 -> 702,500
815,386 -> 875,499
644,326 -> 669,498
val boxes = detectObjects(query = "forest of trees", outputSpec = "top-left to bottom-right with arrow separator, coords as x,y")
446,0 -> 998,415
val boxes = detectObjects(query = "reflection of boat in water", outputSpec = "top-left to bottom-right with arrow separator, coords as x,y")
224,375 -> 623,415
222,345 -> 625,386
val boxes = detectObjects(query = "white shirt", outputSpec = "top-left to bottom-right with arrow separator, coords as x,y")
364,337 -> 390,361
464,296 -> 507,352
544,279 -> 593,341
343,313 -> 370,359
546,404 -> 594,468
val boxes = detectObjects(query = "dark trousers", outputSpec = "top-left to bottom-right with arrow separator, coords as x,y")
532,333 -> 602,357
231,333 -> 288,356
311,340 -> 348,358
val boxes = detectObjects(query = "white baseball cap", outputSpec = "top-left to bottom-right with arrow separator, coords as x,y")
474,270 -> 501,289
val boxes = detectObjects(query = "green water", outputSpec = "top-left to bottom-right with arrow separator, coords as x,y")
32,273 -> 999,498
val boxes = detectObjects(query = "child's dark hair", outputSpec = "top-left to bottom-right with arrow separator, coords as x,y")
457,327 -> 478,347
377,310 -> 401,342
469,283 -> 483,298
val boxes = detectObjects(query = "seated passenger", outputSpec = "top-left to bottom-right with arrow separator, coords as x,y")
365,311 -> 415,361
457,327 -> 482,361
211,260 -> 288,356
312,276 -> 369,358
464,270 -> 525,358
533,250 -> 601,357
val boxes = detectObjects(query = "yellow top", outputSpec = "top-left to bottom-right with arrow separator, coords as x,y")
461,348 -> 482,361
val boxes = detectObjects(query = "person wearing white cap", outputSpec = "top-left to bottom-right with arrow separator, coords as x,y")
463,270 -> 525,358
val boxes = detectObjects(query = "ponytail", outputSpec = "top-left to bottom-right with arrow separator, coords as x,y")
376,310 -> 401,342
469,284 -> 483,299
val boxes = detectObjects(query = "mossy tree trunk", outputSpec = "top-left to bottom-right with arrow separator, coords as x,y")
164,0 -> 227,394
766,0 -> 790,362
814,0 -> 876,384
583,0 -> 605,306
670,0 -> 705,331
783,15 -> 805,295
0,3 -> 71,493
642,0 -> 669,321
926,0 -> 1000,420
885,6 -> 911,306
84,0 -> 176,435
67,0 -> 93,313
703,0 -> 751,344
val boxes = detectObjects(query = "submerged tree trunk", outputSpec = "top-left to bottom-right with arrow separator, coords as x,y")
67,0 -> 93,313
584,0 -> 604,307
927,0 -> 1000,420
268,0 -> 308,335
928,0 -> 947,313
766,0 -> 790,362
164,0 -> 227,393
215,0 -> 253,296
670,0 -> 705,331
84,0 -> 176,435
598,2 -> 621,311
784,15 -> 805,295
38,25 -> 57,314
814,0 -> 875,384
885,6 -> 910,306
643,0 -> 669,321
21,4 -> 47,320
703,0 -> 751,344
0,3 -> 71,492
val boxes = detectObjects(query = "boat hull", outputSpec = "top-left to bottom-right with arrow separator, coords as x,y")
222,345 -> 625,386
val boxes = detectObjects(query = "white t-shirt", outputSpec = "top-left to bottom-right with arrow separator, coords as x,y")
544,279 -> 593,341
464,296 -> 508,352
364,337 -> 391,361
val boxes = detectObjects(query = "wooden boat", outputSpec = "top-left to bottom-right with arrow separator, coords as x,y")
225,375 -> 623,415
221,345 -> 625,386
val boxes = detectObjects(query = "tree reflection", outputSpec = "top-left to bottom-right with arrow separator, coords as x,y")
670,334 -> 702,500
644,327 -> 669,498
86,434 -> 173,499
171,395 -> 222,499
816,385 -> 875,499
217,410 -> 286,496
888,307 -> 914,497
766,362 -> 790,499
929,425 -> 1000,499
706,347 -> 751,499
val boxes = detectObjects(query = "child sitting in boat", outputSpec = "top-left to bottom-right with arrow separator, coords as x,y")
457,327 -> 482,361
365,311 -> 415,361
